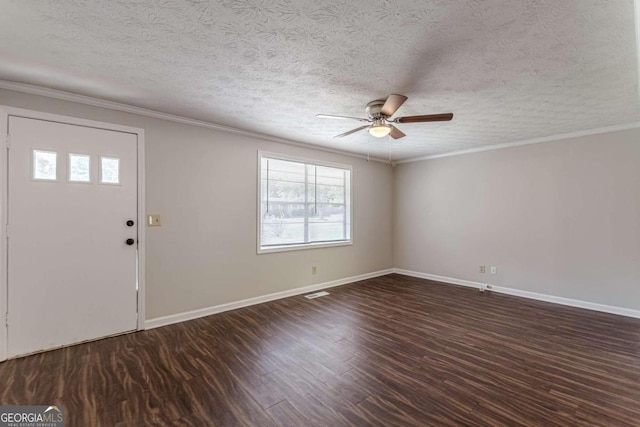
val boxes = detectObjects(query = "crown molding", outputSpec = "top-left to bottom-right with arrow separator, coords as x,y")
395,121 -> 640,164
3,80 -> 638,166
0,80 -> 391,164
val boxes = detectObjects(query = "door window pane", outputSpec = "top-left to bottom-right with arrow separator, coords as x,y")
69,154 -> 91,182
33,150 -> 57,181
100,157 -> 120,184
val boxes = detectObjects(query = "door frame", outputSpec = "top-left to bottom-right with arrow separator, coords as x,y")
0,106 -> 146,362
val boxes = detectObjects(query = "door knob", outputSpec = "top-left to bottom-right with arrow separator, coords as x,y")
126,238 -> 135,246
126,220 -> 135,227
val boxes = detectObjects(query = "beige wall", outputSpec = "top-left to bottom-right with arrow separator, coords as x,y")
3,87 -> 637,318
0,89 -> 393,319
394,128 -> 640,310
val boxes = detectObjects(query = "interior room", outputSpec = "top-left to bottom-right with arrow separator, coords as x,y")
0,1 -> 639,426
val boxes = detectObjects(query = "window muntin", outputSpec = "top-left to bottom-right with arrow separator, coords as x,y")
259,154 -> 351,252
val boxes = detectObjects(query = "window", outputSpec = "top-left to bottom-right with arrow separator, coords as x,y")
33,150 -> 57,181
68,153 -> 91,182
258,152 -> 352,253
100,156 -> 120,184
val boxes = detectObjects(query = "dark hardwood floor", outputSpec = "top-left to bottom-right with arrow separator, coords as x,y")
1,273 -> 640,426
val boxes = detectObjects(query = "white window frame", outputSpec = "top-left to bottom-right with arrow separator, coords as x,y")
257,151 -> 353,254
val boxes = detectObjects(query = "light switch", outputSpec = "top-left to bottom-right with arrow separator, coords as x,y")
147,214 -> 161,227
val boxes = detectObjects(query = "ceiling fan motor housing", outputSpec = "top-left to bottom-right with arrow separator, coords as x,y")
366,100 -> 387,119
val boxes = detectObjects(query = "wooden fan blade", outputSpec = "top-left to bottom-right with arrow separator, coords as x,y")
396,113 -> 453,123
381,94 -> 408,117
334,125 -> 369,138
389,126 -> 406,139
317,114 -> 370,122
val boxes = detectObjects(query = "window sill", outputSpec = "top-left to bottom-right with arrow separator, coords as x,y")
257,240 -> 352,254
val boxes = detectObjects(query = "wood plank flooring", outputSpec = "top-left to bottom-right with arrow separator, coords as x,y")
1,273 -> 640,426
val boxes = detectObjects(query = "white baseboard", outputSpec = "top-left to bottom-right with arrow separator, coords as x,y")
393,268 -> 640,319
394,269 -> 485,290
145,267 -> 640,330
144,269 -> 394,329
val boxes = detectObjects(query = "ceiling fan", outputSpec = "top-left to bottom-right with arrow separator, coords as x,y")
317,94 -> 453,139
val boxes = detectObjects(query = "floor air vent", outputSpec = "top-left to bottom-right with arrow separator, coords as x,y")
305,291 -> 330,299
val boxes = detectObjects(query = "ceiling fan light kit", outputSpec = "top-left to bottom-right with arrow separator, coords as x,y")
317,94 -> 453,140
369,120 -> 391,137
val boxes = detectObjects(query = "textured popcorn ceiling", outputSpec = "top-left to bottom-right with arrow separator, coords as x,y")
0,0 -> 639,161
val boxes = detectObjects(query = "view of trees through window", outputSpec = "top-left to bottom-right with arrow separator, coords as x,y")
260,156 -> 351,248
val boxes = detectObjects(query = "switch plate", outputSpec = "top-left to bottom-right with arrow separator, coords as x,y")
147,214 -> 161,227
490,266 -> 497,275
479,265 -> 486,274
311,266 -> 317,275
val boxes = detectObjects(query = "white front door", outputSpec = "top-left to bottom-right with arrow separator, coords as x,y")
7,116 -> 139,357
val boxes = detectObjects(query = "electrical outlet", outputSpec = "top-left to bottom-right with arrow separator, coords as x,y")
147,214 -> 161,226
490,266 -> 497,275
311,266 -> 317,275
479,265 -> 486,274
